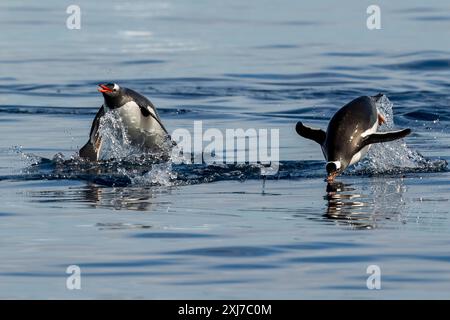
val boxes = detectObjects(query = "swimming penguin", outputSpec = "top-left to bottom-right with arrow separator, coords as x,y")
79,83 -> 171,161
296,94 -> 411,182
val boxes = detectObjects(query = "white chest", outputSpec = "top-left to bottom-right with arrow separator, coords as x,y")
117,102 -> 144,130
111,102 -> 167,150
349,120 -> 378,165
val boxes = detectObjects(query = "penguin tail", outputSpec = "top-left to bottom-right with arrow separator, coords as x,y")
295,121 -> 326,145
79,141 -> 99,161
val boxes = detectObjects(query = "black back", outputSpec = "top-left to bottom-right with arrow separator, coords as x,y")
323,96 -> 377,162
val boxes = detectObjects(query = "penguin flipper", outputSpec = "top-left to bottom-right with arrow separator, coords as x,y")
361,128 -> 412,147
295,121 -> 326,145
79,106 -> 105,161
125,87 -> 169,135
138,104 -> 169,135
79,141 -> 99,161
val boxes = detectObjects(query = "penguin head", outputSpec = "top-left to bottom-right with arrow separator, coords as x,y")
98,83 -> 125,108
98,83 -> 121,96
326,160 -> 346,182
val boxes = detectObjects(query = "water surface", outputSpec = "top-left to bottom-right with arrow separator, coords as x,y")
0,0 -> 450,299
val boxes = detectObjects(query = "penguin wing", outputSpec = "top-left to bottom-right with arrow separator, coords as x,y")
359,128 -> 412,150
79,106 -> 105,161
125,89 -> 169,135
296,121 -> 326,145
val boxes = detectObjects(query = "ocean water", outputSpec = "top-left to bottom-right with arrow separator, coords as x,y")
0,0 -> 450,299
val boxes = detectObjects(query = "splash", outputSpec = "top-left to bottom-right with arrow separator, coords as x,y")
121,162 -> 177,186
72,110 -> 177,186
96,111 -> 139,160
351,95 -> 447,175
1,111 -> 178,186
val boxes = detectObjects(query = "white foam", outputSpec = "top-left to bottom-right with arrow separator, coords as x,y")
351,95 -> 446,174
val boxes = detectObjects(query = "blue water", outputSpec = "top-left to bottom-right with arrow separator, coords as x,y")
1,0 -> 450,298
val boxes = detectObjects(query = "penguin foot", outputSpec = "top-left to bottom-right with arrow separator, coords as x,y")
378,113 -> 386,125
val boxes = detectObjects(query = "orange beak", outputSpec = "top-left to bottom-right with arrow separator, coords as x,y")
327,172 -> 338,183
98,84 -> 113,93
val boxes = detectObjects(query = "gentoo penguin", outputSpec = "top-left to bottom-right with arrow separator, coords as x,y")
79,83 -> 171,161
296,94 -> 411,182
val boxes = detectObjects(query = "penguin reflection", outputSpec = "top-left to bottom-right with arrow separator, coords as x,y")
324,178 -> 406,229
82,184 -> 159,211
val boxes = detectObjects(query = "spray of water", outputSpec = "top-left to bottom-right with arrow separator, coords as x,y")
77,110 -> 178,186
97,111 -> 139,160
351,95 -> 447,175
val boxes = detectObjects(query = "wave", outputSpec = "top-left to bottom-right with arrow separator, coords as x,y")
1,74 -> 450,116
0,105 -> 191,116
379,59 -> 450,71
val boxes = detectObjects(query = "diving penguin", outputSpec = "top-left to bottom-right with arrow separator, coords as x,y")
295,94 -> 411,182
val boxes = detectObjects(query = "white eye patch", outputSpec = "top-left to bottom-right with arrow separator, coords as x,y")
331,161 -> 341,169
